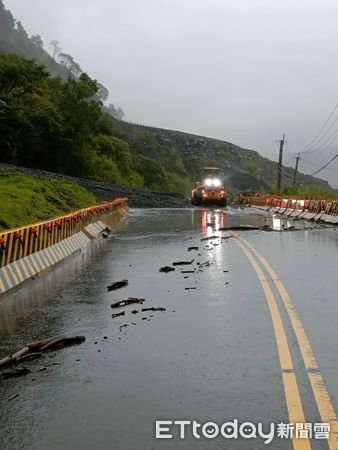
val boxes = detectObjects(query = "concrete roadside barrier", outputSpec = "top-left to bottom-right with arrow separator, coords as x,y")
235,195 -> 338,224
0,198 -> 128,295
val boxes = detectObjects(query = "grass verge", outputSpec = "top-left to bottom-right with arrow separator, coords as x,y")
0,169 -> 96,230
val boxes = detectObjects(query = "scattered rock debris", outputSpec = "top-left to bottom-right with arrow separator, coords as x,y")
107,279 -> 129,291
201,236 -> 220,241
185,287 -> 197,290
173,259 -> 194,266
181,270 -> 195,274
200,261 -> 211,267
131,310 -> 139,314
111,298 -> 145,309
141,307 -> 166,312
188,247 -> 199,251
112,311 -> 126,319
159,266 -> 175,273
102,227 -> 112,239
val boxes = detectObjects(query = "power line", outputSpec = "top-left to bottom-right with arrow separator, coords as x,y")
302,128 -> 338,154
300,157 -> 338,172
301,118 -> 338,154
308,153 -> 338,176
299,103 -> 338,153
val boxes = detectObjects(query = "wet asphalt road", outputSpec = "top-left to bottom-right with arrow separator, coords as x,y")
0,208 -> 337,450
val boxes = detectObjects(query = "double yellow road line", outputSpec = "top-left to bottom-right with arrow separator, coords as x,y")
232,234 -> 338,450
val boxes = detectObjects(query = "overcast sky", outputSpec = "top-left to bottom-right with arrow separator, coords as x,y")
5,0 -> 338,186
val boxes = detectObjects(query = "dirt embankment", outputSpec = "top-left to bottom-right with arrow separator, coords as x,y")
0,163 -> 190,208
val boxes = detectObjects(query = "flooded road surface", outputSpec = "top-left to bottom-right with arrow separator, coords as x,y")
0,208 -> 337,450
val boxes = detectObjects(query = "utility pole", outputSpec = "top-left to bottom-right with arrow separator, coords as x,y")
293,153 -> 300,187
276,133 -> 285,195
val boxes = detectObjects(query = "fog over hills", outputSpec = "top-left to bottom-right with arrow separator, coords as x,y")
1,0 -> 337,192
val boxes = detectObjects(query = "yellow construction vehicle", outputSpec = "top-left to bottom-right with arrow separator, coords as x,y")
191,167 -> 227,206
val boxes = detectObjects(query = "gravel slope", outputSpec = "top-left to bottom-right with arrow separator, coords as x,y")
0,163 -> 190,208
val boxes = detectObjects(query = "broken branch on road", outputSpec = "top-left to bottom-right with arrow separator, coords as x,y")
112,311 -> 126,319
111,298 -> 145,309
107,279 -> 129,291
141,307 -> 166,312
0,336 -> 86,371
173,259 -> 194,266
159,266 -> 175,273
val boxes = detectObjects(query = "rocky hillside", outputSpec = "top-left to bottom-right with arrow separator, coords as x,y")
0,0 -> 335,195
0,163 -> 190,209
113,121 -> 335,193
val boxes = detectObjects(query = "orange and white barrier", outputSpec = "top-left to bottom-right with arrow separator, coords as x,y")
235,195 -> 338,224
0,198 -> 129,295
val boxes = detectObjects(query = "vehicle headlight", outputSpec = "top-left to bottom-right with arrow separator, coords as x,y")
205,179 -> 212,187
213,178 -> 221,187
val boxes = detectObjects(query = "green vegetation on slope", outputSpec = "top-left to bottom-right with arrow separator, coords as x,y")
0,169 -> 96,230
0,54 -> 192,195
0,0 -> 334,196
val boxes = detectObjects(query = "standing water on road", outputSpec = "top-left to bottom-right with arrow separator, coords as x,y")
0,208 -> 337,450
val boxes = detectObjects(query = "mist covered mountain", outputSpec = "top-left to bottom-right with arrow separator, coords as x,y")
0,0 -> 335,195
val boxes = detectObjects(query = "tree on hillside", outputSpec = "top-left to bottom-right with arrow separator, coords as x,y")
15,21 -> 28,39
96,83 -> 109,103
0,54 -> 50,97
57,52 -> 82,77
107,103 -> 125,120
31,34 -> 43,49
0,54 -> 188,194
0,1 -> 15,44
0,54 -> 63,167
49,40 -> 62,60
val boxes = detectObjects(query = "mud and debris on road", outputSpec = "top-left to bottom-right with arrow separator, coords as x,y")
0,207 -> 337,450
112,311 -> 125,319
173,259 -> 194,266
107,279 -> 129,291
110,298 -> 145,308
159,266 -> 175,273
141,307 -> 166,312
